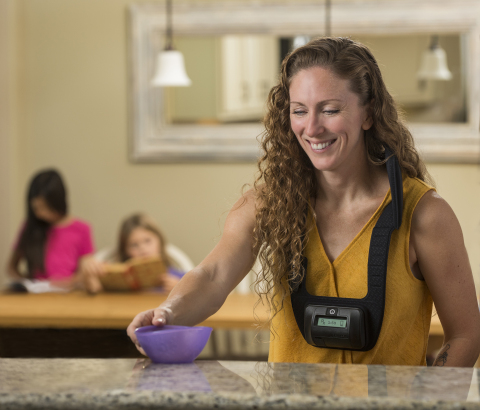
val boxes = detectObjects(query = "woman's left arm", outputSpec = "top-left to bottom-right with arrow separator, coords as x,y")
411,191 -> 480,367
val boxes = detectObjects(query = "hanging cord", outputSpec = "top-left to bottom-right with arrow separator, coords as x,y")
325,0 -> 331,37
165,0 -> 173,50
429,35 -> 440,50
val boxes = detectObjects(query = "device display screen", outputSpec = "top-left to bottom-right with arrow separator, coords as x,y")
316,317 -> 347,328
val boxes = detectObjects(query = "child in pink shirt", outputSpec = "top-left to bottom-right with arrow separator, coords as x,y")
33,219 -> 94,281
7,169 -> 95,288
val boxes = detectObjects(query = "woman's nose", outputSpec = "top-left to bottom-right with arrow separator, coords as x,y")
305,114 -> 325,138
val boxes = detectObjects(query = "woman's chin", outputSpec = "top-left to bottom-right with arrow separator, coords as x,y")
309,157 -> 339,173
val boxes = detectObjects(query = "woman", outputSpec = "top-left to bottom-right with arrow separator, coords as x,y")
127,37 -> 480,366
7,169 -> 95,289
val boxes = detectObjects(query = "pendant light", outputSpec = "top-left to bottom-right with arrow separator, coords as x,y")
417,35 -> 452,81
293,36 -> 310,49
151,0 -> 191,87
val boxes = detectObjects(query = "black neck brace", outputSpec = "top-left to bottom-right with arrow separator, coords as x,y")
289,146 -> 403,351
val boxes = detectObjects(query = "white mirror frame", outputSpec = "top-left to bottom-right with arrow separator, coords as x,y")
129,0 -> 480,163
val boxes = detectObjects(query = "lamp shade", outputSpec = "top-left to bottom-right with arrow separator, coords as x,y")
417,46 -> 452,81
293,36 -> 310,49
151,50 -> 191,87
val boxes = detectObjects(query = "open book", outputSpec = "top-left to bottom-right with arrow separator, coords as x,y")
99,256 -> 167,291
7,279 -> 70,293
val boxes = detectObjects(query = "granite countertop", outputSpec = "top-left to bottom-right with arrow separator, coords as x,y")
1,358 -> 479,409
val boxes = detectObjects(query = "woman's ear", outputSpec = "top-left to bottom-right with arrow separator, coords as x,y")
362,99 -> 374,131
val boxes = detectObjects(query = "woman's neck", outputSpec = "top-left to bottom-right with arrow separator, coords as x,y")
315,154 -> 388,208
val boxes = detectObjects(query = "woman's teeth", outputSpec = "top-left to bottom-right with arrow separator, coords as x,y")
311,140 -> 335,150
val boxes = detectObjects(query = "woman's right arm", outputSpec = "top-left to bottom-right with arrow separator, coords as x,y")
127,192 -> 257,355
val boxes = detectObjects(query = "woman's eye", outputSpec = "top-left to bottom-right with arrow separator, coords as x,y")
323,110 -> 339,115
292,110 -> 307,116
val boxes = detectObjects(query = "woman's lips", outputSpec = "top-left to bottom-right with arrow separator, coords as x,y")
308,138 -> 337,152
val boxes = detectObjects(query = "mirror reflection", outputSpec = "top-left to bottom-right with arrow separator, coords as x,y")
166,33 -> 466,125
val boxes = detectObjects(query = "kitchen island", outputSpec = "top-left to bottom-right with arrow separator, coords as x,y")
1,358 -> 478,410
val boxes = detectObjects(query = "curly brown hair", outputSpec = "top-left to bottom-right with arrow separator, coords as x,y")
252,37 -> 432,329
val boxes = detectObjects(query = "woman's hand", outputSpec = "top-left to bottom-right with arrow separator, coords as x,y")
126,191 -> 258,354
126,306 -> 173,355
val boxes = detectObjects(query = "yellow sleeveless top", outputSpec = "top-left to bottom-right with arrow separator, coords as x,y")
268,177 -> 434,366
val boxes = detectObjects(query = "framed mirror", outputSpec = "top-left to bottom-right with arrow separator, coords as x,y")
129,0 -> 480,163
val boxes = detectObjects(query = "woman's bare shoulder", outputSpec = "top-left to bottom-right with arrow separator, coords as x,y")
410,189 -> 467,284
231,184 -> 265,213
226,188 -> 258,231
412,190 -> 458,236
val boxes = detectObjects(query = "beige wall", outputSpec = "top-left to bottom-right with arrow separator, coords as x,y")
9,0 -> 256,269
0,0 -> 20,287
171,36 -> 218,122
3,0 -> 480,292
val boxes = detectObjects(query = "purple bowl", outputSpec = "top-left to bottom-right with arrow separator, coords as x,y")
135,325 -> 213,364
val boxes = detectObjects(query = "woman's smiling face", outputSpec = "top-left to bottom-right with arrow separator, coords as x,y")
289,66 -> 373,173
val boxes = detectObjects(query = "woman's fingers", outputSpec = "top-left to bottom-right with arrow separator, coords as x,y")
152,306 -> 172,325
127,310 -> 155,345
127,307 -> 173,355
135,344 -> 147,356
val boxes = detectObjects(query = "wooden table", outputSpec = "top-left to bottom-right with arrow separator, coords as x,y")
0,291 -> 443,333
0,291 -> 267,329
0,291 -> 444,359
0,291 -> 268,358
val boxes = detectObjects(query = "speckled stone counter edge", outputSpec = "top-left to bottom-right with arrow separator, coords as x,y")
1,392 -> 479,410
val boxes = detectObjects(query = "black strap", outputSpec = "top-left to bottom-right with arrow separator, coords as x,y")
385,146 -> 402,229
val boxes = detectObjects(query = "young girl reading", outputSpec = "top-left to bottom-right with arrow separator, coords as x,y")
7,169 -> 95,291
83,213 -> 184,294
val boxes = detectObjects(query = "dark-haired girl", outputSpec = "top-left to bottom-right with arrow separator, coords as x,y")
7,169 -> 95,288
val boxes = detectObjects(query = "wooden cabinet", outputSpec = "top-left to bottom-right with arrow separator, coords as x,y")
217,35 -> 279,122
